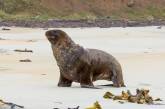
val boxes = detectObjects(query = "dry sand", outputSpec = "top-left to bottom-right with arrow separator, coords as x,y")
0,27 -> 165,109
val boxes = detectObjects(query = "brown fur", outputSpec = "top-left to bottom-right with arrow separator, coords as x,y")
45,29 -> 125,88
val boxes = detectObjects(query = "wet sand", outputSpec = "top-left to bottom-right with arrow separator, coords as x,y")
0,27 -> 165,109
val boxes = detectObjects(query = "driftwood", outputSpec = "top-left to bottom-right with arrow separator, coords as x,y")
68,106 -> 80,109
2,28 -> 11,31
19,59 -> 32,62
53,106 -> 79,109
0,37 -> 5,40
0,99 -> 24,109
14,49 -> 33,53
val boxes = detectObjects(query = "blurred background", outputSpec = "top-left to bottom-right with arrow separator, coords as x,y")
0,0 -> 165,21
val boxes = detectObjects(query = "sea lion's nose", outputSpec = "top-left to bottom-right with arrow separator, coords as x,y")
45,30 -> 51,37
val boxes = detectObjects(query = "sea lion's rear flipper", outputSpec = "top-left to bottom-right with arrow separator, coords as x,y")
111,65 -> 126,87
81,85 -> 101,89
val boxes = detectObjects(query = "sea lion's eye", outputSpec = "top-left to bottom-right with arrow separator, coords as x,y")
52,31 -> 57,34
52,31 -> 59,37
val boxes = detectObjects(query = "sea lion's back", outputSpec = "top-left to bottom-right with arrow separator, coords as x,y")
87,49 -> 116,63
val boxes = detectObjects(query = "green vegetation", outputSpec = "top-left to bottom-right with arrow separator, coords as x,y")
0,0 -> 51,21
0,0 -> 165,21
106,5 -> 165,21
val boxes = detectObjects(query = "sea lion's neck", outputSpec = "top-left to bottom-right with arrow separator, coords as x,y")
51,41 -> 84,70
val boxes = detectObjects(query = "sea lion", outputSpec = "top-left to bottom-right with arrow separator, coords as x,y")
45,29 -> 125,88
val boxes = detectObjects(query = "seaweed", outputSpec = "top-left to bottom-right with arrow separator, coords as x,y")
86,101 -> 102,109
103,89 -> 163,105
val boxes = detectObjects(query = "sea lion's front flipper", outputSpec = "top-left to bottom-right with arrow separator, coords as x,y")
58,73 -> 72,87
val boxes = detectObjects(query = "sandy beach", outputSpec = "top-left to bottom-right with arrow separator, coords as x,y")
0,27 -> 165,109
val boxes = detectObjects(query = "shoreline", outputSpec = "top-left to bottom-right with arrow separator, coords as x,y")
0,19 -> 165,28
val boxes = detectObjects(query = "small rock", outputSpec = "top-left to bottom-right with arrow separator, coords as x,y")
41,74 -> 47,75
154,98 -> 163,101
118,101 -> 125,104
26,40 -> 37,42
14,48 -> 33,53
157,26 -> 162,29
144,51 -> 149,54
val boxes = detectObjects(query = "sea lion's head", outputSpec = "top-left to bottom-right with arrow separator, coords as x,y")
45,29 -> 68,45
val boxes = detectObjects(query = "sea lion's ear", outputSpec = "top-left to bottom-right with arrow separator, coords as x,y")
45,30 -> 59,37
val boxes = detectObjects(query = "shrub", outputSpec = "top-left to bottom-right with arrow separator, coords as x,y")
0,0 -> 40,14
